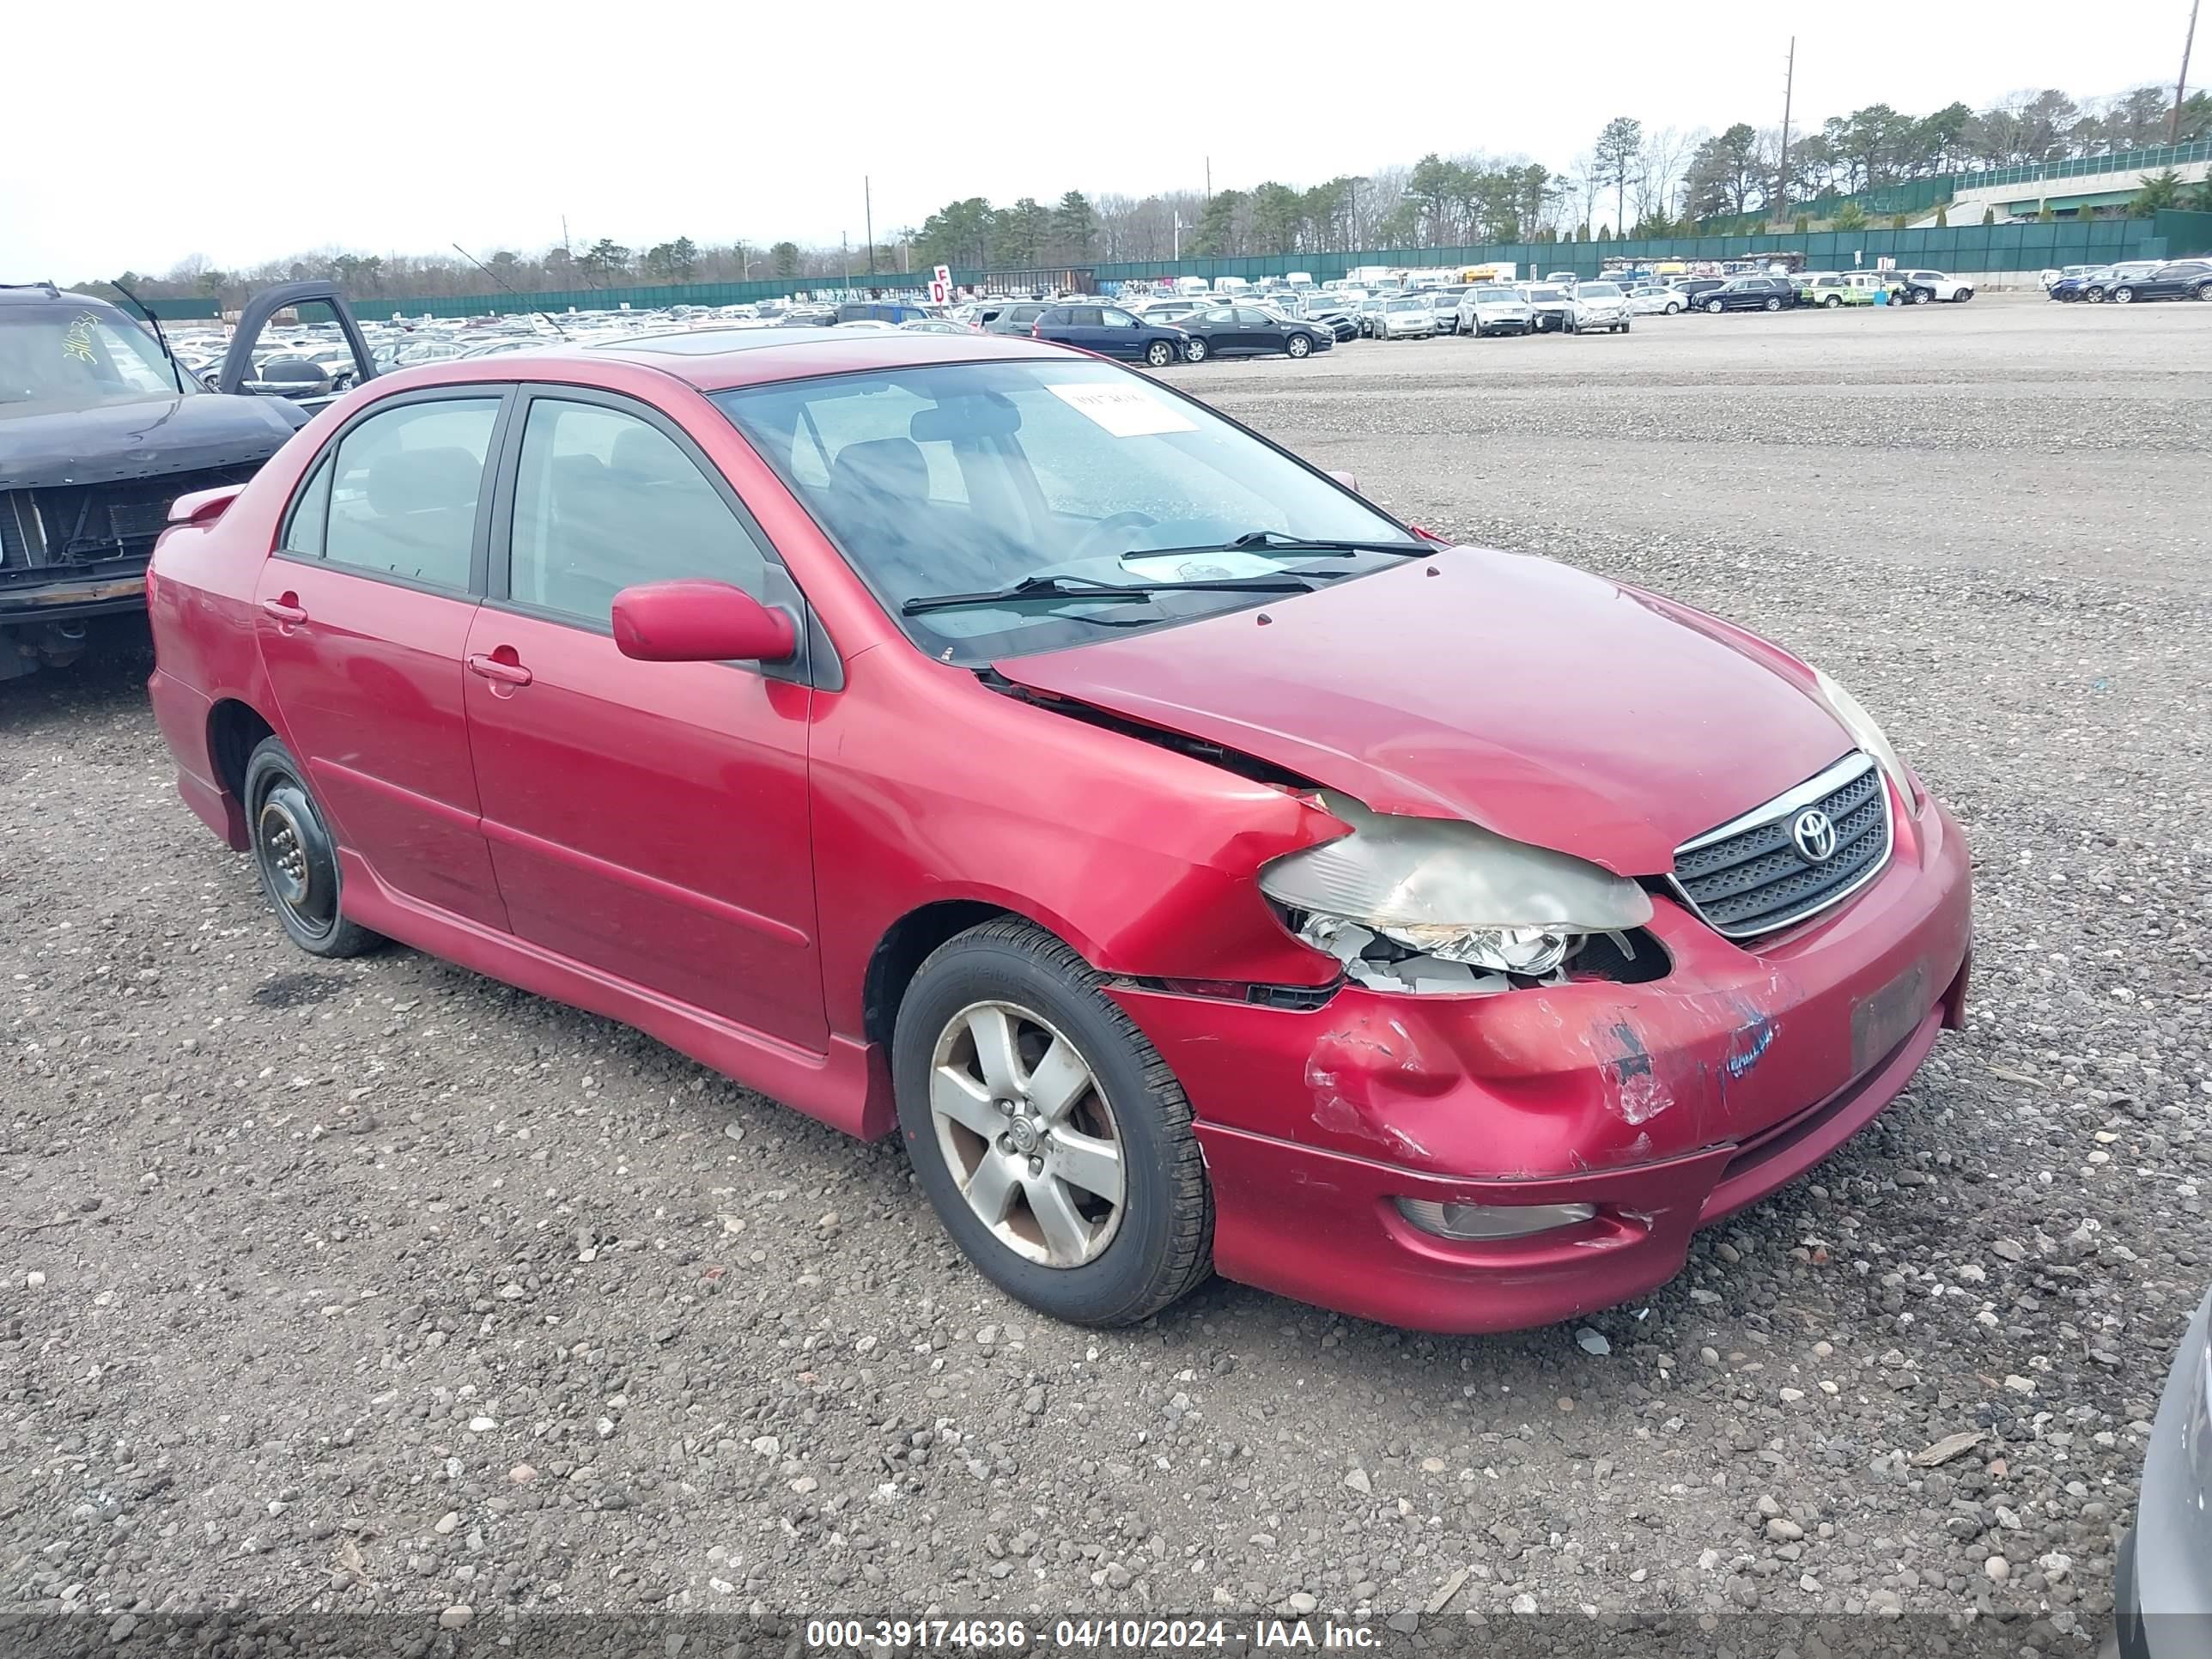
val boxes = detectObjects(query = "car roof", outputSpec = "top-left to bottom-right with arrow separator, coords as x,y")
449,325 -> 1082,393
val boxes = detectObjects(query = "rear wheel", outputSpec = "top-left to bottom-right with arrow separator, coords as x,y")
1145,339 -> 1176,368
1665,301 -> 1682,313
1285,331 -> 1312,358
1763,295 -> 1783,312
243,738 -> 381,959
2113,287 -> 2135,304
894,921 -> 1212,1327
1823,294 -> 1841,307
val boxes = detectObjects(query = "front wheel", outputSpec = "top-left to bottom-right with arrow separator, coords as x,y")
1954,289 -> 1973,302
1705,298 -> 1724,313
1285,331 -> 1312,358
243,738 -> 382,959
894,921 -> 1213,1327
1145,339 -> 1176,368
1183,337 -> 1209,362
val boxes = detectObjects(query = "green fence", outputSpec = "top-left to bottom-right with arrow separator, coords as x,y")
339,221 -> 2180,319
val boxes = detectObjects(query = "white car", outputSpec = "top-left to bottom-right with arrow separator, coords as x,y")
1626,284 -> 1685,316
1455,285 -> 1537,336
1897,268 -> 1974,302
1372,295 -> 1437,339
1568,281 -> 1632,334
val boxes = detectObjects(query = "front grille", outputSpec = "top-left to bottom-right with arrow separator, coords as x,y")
26,466 -> 259,568
1669,752 -> 1892,939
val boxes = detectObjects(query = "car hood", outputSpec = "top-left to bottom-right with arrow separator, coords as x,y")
994,548 -> 1854,876
0,390 -> 306,490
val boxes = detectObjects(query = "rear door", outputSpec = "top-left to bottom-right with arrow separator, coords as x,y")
254,387 -> 510,929
460,386 -> 825,1048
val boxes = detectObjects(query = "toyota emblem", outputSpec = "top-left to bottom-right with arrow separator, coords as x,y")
1791,808 -> 1838,863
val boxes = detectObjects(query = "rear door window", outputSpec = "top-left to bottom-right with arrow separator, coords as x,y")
319,398 -> 501,590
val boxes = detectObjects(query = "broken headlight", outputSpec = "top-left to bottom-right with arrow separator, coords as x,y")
1811,667 -> 1921,811
1259,793 -> 1653,986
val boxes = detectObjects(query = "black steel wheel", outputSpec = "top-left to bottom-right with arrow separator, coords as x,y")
243,737 -> 381,958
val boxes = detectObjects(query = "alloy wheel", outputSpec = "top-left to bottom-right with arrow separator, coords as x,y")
927,1000 -> 1125,1269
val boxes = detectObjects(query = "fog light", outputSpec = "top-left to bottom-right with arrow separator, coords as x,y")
1395,1198 -> 1596,1241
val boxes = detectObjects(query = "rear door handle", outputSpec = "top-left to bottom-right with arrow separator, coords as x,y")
466,653 -> 533,687
260,598 -> 307,624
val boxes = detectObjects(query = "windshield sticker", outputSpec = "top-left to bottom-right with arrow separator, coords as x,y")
63,313 -> 100,364
1120,550 -> 1288,582
1047,382 -> 1198,438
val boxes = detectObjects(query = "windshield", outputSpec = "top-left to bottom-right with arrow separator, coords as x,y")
0,301 -> 189,410
712,359 -> 1419,663
1578,283 -> 1622,299
1525,287 -> 1565,301
1384,298 -> 1423,312
1471,288 -> 1516,302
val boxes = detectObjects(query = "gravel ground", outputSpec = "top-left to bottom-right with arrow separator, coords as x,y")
3,295 -> 2209,1651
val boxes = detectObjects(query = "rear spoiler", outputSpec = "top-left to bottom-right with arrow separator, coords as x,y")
167,484 -> 246,527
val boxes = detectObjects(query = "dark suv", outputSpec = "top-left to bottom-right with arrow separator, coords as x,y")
1698,276 -> 1795,313
2107,261 -> 2212,304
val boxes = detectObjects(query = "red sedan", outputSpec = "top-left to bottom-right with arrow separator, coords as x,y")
145,328 -> 1971,1334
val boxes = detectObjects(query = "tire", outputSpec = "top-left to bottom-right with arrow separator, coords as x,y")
1145,339 -> 1176,368
1619,319 -> 1631,332
1955,289 -> 1973,302
1911,289 -> 1930,305
1184,337 -> 1208,362
2113,288 -> 2135,304
242,737 -> 381,959
1665,301 -> 1682,313
1823,295 -> 1841,307
2088,289 -> 2107,304
2197,282 -> 2212,301
893,920 -> 1212,1328
1763,296 -> 1783,312
1285,331 -> 1312,358
1705,298 -> 1724,313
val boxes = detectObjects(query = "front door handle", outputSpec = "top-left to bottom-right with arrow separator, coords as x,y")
466,652 -> 533,688
260,597 -> 307,625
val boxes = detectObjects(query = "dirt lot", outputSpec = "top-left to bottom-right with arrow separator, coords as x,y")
4,296 -> 2210,1650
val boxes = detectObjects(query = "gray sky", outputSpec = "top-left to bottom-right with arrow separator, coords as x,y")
1,3 -> 2191,280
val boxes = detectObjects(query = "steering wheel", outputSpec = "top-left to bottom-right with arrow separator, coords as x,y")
1071,511 -> 1158,563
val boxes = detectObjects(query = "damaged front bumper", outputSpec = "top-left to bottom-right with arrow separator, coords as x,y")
1109,796 -> 1972,1333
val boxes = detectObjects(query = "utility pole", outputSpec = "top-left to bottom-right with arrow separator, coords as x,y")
2175,0 -> 2201,144
865,177 -> 877,279
1205,156 -> 1212,200
1777,35 -> 1796,224
1173,212 -> 1183,259
842,232 -> 851,294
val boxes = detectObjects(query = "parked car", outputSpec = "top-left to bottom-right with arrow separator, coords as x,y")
2040,264 -> 2092,290
2112,1286 -> 2212,1659
982,302 -> 1054,336
1295,298 -> 1361,342
1894,269 -> 1973,302
1519,283 -> 1577,332
1355,294 -> 1391,337
0,278 -> 373,683
1670,277 -> 1728,307
1626,284 -> 1686,315
837,301 -> 932,326
1796,274 -> 1870,308
1177,304 -> 1329,361
2106,260 -> 2212,303
1698,276 -> 1794,313
2080,263 -> 2163,302
1567,281 -> 1632,333
1030,304 -> 1189,368
143,328 -> 1970,1333
1543,270 -> 1579,285
900,319 -> 973,335
1135,299 -> 1206,326
1426,290 -> 1466,335
1370,295 -> 1437,340
1455,285 -> 1537,336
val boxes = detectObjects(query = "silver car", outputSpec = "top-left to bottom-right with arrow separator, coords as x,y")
2114,1286 -> 2212,1658
1455,285 -> 1536,337
1568,281 -> 1632,334
1626,284 -> 1686,316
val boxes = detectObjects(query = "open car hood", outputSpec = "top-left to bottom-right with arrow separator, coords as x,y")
993,547 -> 1854,876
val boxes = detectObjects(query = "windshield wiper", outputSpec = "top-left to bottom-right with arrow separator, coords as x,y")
1121,530 -> 1430,562
902,571 -> 1315,617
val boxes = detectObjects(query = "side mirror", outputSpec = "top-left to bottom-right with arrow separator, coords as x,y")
612,580 -> 797,665
1327,469 -> 1359,494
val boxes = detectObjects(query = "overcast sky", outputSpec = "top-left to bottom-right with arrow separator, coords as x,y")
1,3 -> 2193,280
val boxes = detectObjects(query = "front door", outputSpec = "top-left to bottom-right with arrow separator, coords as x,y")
254,389 -> 508,930
1093,307 -> 1145,359
462,388 -> 824,1048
